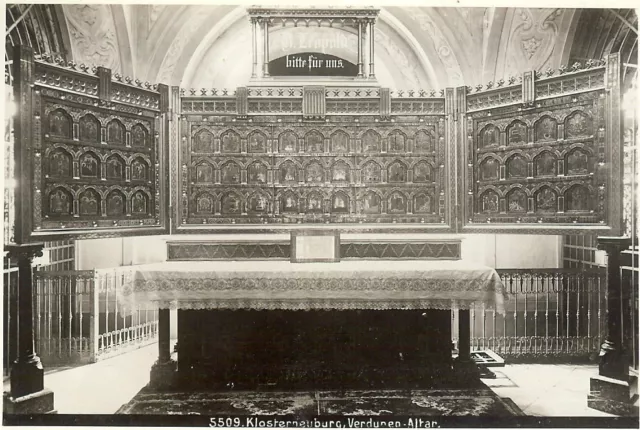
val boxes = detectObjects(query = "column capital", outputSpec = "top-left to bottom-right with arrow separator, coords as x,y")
5,243 -> 44,262
597,236 -> 632,254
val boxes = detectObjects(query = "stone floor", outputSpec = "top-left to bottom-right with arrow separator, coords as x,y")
1,344 -> 626,416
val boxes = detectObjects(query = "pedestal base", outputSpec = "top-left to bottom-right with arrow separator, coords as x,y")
149,360 -> 177,389
588,375 -> 639,416
3,389 -> 55,414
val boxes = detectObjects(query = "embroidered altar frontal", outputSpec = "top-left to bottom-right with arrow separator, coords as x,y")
115,260 -> 505,312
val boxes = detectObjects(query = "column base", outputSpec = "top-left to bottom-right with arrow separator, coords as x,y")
3,389 -> 55,414
453,358 -> 481,379
588,375 -> 639,416
149,360 -> 177,389
10,357 -> 45,398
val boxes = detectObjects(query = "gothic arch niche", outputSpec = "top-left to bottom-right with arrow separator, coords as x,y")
534,151 -> 557,176
193,129 -> 214,153
331,161 -> 350,183
78,189 -> 100,216
535,187 -> 557,213
105,154 -> 125,180
247,161 -> 268,184
131,190 -> 149,215
195,161 -> 214,183
387,191 -> 407,214
361,160 -> 381,183
305,130 -> 324,153
362,130 -> 381,153
79,152 -> 100,178
48,109 -> 72,139
506,154 -> 528,178
479,124 -> 499,149
565,185 -> 591,212
566,148 -> 590,175
221,192 -> 242,214
564,111 -> 593,139
280,161 -> 298,184
534,116 -> 557,142
480,190 -> 499,214
361,191 -> 381,214
414,192 -> 434,214
220,161 -> 241,184
48,148 -> 72,178
279,131 -> 298,153
331,191 -> 350,213
414,129 -> 434,153
195,192 -> 215,214
506,188 -> 527,213
388,130 -> 406,153
48,187 -> 73,216
105,190 -> 126,217
413,161 -> 433,183
132,123 -> 149,147
479,157 -> 499,180
305,161 -> 325,183
131,157 -> 149,181
221,130 -> 241,153
387,160 -> 407,183
248,131 -> 267,153
306,191 -> 324,213
248,192 -> 270,214
79,114 -> 101,142
106,119 -> 126,145
330,130 -> 349,153
506,120 -> 527,145
281,191 -> 298,213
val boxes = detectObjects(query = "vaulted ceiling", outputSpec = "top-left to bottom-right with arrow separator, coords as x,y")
6,5 -> 638,91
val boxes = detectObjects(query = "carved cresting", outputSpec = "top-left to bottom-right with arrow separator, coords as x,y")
12,45 -> 170,242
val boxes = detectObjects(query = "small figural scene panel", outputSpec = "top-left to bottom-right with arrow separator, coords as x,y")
41,101 -> 159,228
467,88 -> 605,227
180,117 -> 447,227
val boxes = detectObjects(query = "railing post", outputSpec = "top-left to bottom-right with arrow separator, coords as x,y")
89,272 -> 99,363
3,243 -> 55,414
588,236 -> 634,415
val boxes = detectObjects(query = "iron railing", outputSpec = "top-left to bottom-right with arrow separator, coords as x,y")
31,269 -> 158,366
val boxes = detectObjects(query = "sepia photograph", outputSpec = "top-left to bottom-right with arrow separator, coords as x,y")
2,1 -> 639,427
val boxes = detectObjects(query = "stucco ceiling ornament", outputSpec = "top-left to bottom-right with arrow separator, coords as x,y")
374,27 -> 423,91
410,13 -> 463,86
63,4 -> 121,73
508,8 -> 562,74
149,5 -> 166,29
156,12 -> 210,85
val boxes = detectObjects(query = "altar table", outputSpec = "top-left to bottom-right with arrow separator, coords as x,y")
113,261 -> 506,390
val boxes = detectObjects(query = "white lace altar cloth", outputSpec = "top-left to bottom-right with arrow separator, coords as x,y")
110,260 -> 506,313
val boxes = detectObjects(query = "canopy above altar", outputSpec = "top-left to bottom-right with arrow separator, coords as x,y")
108,260 -> 506,313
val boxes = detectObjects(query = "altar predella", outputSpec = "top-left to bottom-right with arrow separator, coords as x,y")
11,7 -> 624,243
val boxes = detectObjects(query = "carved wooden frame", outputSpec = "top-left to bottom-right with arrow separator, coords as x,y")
11,46 -> 170,242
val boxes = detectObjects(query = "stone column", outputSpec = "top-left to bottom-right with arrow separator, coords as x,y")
588,236 -> 635,415
3,243 -> 55,414
251,18 -> 258,79
357,20 -> 363,78
263,18 -> 270,78
149,308 -> 175,388
368,19 -> 375,79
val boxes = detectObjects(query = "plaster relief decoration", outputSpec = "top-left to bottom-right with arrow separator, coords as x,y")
374,24 -> 424,90
63,4 -> 121,73
156,10 -> 211,84
149,5 -> 166,29
507,8 -> 562,75
410,12 -> 464,86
